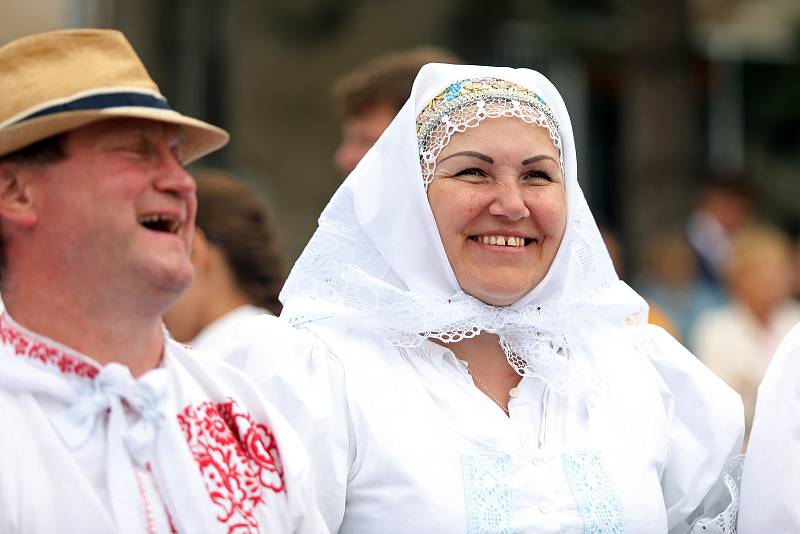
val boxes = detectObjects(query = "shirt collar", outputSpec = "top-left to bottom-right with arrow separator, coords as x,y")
0,311 -> 168,381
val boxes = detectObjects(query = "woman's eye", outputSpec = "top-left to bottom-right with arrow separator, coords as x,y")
455,167 -> 486,178
524,170 -> 553,182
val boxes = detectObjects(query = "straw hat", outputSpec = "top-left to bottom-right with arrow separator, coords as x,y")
0,28 -> 229,163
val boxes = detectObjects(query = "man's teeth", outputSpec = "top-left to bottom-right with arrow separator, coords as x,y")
477,235 -> 526,247
138,214 -> 180,233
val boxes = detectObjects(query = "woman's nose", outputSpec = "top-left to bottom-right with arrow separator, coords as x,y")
488,183 -> 530,221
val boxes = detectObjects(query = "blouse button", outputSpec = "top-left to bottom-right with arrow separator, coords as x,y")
539,502 -> 553,514
530,454 -> 545,466
508,387 -> 519,398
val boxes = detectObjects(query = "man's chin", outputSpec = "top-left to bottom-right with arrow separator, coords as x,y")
147,263 -> 194,298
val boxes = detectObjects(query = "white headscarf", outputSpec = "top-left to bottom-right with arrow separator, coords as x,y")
281,63 -> 647,397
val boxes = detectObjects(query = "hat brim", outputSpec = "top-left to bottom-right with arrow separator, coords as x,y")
0,106 -> 229,164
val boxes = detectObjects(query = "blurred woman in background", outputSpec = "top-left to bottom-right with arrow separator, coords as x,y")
164,169 -> 284,353
693,224 -> 800,446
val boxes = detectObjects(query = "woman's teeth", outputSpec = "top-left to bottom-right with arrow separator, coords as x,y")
475,235 -> 526,247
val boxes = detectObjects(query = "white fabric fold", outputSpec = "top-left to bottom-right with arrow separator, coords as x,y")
0,358 -> 173,533
0,359 -> 166,453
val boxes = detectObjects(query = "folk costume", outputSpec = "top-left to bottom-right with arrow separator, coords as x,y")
0,313 -> 325,533
229,64 -> 744,533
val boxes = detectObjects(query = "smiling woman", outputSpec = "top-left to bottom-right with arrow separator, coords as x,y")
235,64 -> 745,533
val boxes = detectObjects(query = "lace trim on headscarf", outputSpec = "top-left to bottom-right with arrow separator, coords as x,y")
417,77 -> 563,187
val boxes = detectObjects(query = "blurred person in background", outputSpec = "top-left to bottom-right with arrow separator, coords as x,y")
331,46 -> 460,175
637,231 -> 725,344
164,169 -> 285,353
600,225 -> 680,338
693,224 -> 800,446
686,176 -> 754,286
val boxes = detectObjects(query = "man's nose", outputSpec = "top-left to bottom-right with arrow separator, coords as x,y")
154,153 -> 196,197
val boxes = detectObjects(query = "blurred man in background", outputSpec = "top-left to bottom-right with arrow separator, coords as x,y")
164,169 -> 285,353
686,176 -> 754,285
331,46 -> 460,175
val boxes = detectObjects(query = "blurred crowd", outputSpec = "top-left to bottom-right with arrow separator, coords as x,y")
630,177 -> 800,446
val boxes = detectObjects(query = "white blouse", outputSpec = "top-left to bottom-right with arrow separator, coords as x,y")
189,304 -> 272,354
227,315 -> 743,534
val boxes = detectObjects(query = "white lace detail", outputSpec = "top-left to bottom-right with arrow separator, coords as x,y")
418,88 -> 563,188
462,452 -> 517,534
689,455 -> 744,534
563,451 -> 627,533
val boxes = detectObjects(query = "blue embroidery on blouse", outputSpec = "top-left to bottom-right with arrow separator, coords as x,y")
462,452 -> 518,534
563,451 -> 626,534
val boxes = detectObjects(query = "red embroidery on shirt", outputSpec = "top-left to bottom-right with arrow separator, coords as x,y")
177,399 -> 284,533
134,468 -> 157,534
0,314 -> 99,379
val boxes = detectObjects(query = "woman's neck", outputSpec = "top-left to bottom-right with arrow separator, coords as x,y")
438,333 -> 521,415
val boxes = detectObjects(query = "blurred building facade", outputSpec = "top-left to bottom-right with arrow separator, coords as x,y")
3,0 -> 800,270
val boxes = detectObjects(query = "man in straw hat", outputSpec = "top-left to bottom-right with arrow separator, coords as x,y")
0,29 -> 324,533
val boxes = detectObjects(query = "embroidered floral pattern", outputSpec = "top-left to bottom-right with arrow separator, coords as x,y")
462,452 -> 518,534
177,399 -> 284,533
0,313 -> 99,379
563,451 -> 626,534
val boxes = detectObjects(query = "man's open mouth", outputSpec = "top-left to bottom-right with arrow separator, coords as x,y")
138,214 -> 181,234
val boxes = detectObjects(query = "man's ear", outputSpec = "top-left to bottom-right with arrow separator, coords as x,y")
0,163 -> 38,227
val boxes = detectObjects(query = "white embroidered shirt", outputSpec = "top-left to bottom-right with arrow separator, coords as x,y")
0,312 -> 327,534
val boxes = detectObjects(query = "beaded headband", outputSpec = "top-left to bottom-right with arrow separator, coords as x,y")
416,77 -> 561,149
415,77 -> 563,187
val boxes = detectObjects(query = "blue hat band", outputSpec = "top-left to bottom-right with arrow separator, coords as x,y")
14,91 -> 172,125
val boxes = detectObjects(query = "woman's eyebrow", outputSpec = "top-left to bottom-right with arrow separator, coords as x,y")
521,155 -> 559,166
438,151 -> 494,164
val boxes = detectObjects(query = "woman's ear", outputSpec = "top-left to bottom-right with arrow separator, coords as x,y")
0,163 -> 38,227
